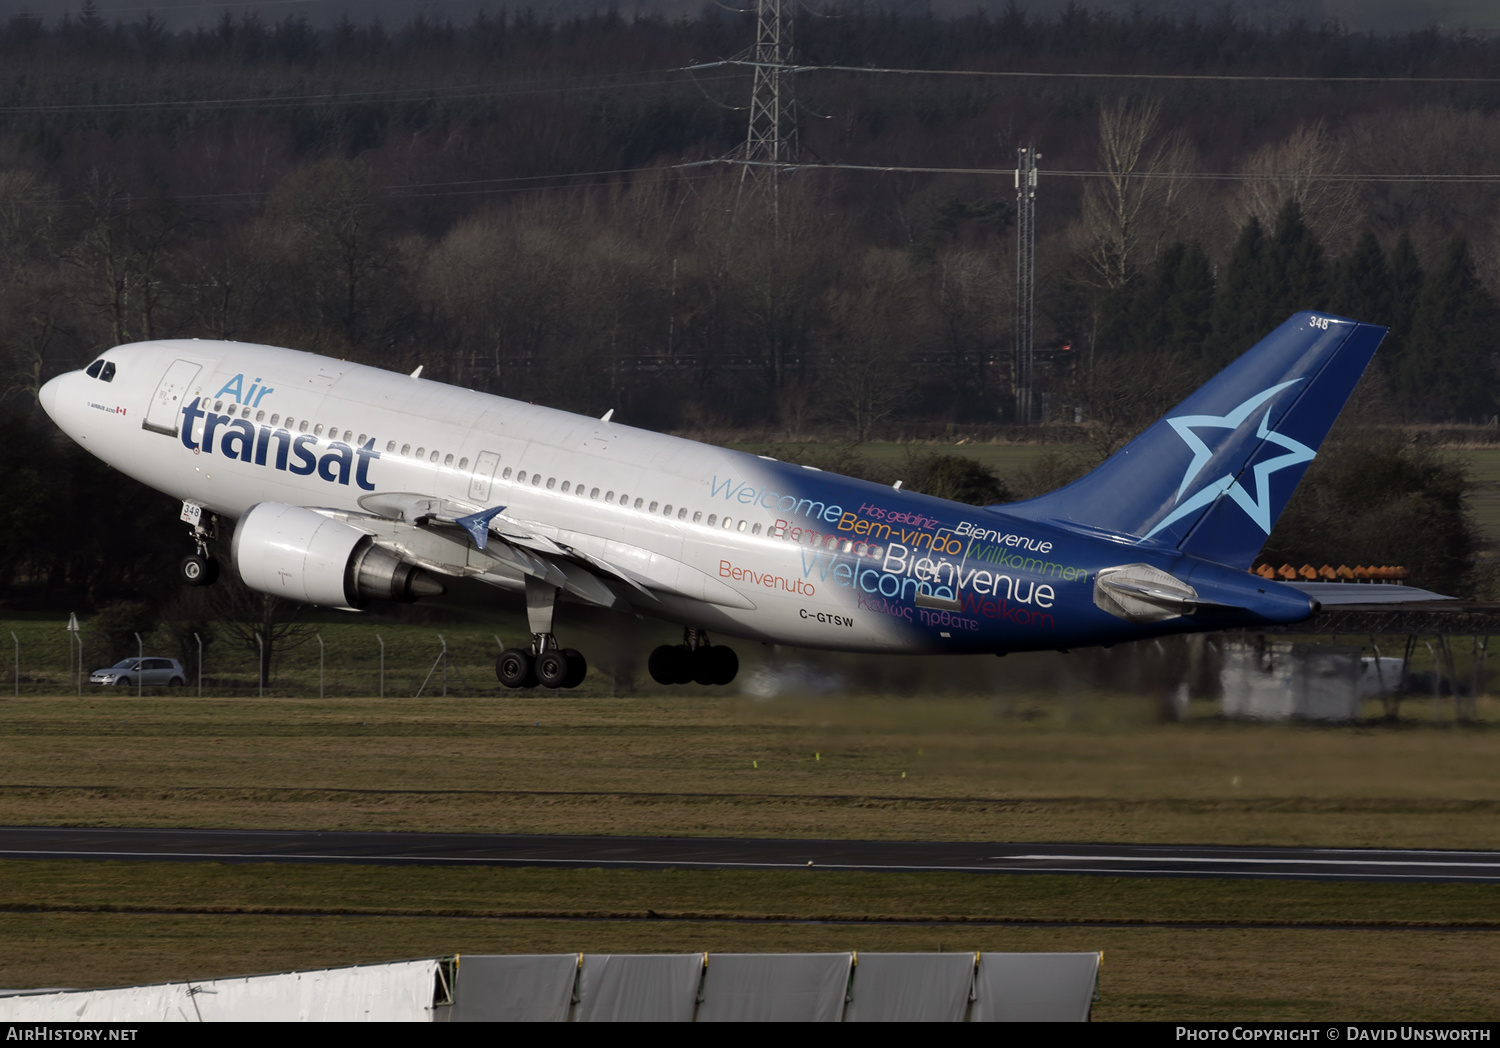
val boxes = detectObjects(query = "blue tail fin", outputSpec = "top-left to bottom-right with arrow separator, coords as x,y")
1001,312 -> 1386,568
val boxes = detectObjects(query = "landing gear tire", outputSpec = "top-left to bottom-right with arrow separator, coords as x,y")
691,647 -> 718,686
649,644 -> 693,685
536,649 -> 574,689
560,649 -> 587,689
705,645 -> 739,686
650,643 -> 738,686
496,649 -> 538,689
180,553 -> 219,587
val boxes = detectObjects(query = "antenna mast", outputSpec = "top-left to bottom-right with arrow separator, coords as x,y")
1015,146 -> 1038,425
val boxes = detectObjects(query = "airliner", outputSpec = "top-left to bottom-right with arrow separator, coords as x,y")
39,312 -> 1400,690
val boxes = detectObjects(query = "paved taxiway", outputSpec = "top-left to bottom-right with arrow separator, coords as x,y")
0,827 -> 1496,883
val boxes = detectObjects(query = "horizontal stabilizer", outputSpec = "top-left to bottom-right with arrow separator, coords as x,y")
1285,582 -> 1454,606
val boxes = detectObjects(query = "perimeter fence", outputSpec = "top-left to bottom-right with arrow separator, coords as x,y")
0,616 -> 550,699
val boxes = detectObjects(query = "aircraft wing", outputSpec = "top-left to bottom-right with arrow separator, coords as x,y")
340,493 -> 754,612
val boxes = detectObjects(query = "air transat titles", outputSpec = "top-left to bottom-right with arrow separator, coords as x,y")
179,396 -> 379,489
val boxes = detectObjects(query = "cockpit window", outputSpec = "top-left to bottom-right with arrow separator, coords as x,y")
100,362 -> 116,382
85,360 -> 104,378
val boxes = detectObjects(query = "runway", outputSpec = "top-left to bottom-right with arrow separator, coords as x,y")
1,826 -> 1497,883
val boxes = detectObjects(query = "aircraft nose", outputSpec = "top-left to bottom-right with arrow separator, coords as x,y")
38,373 -> 63,422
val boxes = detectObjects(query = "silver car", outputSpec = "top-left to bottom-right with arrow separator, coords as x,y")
89,658 -> 186,688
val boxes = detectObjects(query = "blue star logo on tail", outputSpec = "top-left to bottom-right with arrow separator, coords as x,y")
1141,380 -> 1315,541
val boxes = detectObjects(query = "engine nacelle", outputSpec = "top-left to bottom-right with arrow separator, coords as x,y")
232,502 -> 444,608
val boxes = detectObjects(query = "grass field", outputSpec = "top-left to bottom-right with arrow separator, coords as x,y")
1,689 -> 1497,1019
2,691 -> 1496,846
1457,447 -> 1500,551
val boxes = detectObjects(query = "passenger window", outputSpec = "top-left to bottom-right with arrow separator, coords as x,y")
590,487 -> 599,499
532,473 -> 541,486
707,515 -> 717,527
753,523 -> 762,535
416,447 -> 426,458
738,521 -> 748,532
459,457 -> 469,469
651,502 -> 661,513
214,401 -> 224,412
386,441 -> 396,452
444,454 -> 454,466
679,508 -> 688,520
841,540 -> 853,552
86,360 -> 104,378
693,512 -> 702,523
516,471 -> 526,483
241,407 -> 250,418
546,477 -> 556,490
502,467 -> 512,478
271,415 -> 281,426
430,451 -> 439,463
634,498 -> 644,510
315,424 -> 324,436
345,430 -> 354,442
561,481 -> 570,493
255,411 -> 265,422
606,492 -> 615,503
723,518 -> 733,530
299,420 -> 310,433
402,444 -> 411,455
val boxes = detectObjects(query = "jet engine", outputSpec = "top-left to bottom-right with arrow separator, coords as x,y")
232,502 -> 444,608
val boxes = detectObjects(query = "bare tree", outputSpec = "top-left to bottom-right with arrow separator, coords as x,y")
67,171 -> 190,346
820,248 -> 925,442
210,570 -> 318,691
1231,122 -> 1362,253
933,245 -> 1010,422
1079,98 -> 1199,291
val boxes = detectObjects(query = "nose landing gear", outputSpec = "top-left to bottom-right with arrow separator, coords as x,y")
180,503 -> 220,586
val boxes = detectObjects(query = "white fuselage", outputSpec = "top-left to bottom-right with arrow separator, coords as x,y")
43,338 -> 1018,653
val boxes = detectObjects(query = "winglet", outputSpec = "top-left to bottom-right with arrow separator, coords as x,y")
455,506 -> 506,550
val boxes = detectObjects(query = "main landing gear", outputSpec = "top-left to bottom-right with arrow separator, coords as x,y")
496,577 -> 588,690
496,640 -> 587,690
648,627 -> 738,687
180,506 -> 221,587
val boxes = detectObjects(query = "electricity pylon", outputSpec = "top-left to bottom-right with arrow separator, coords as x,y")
741,0 -> 799,230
